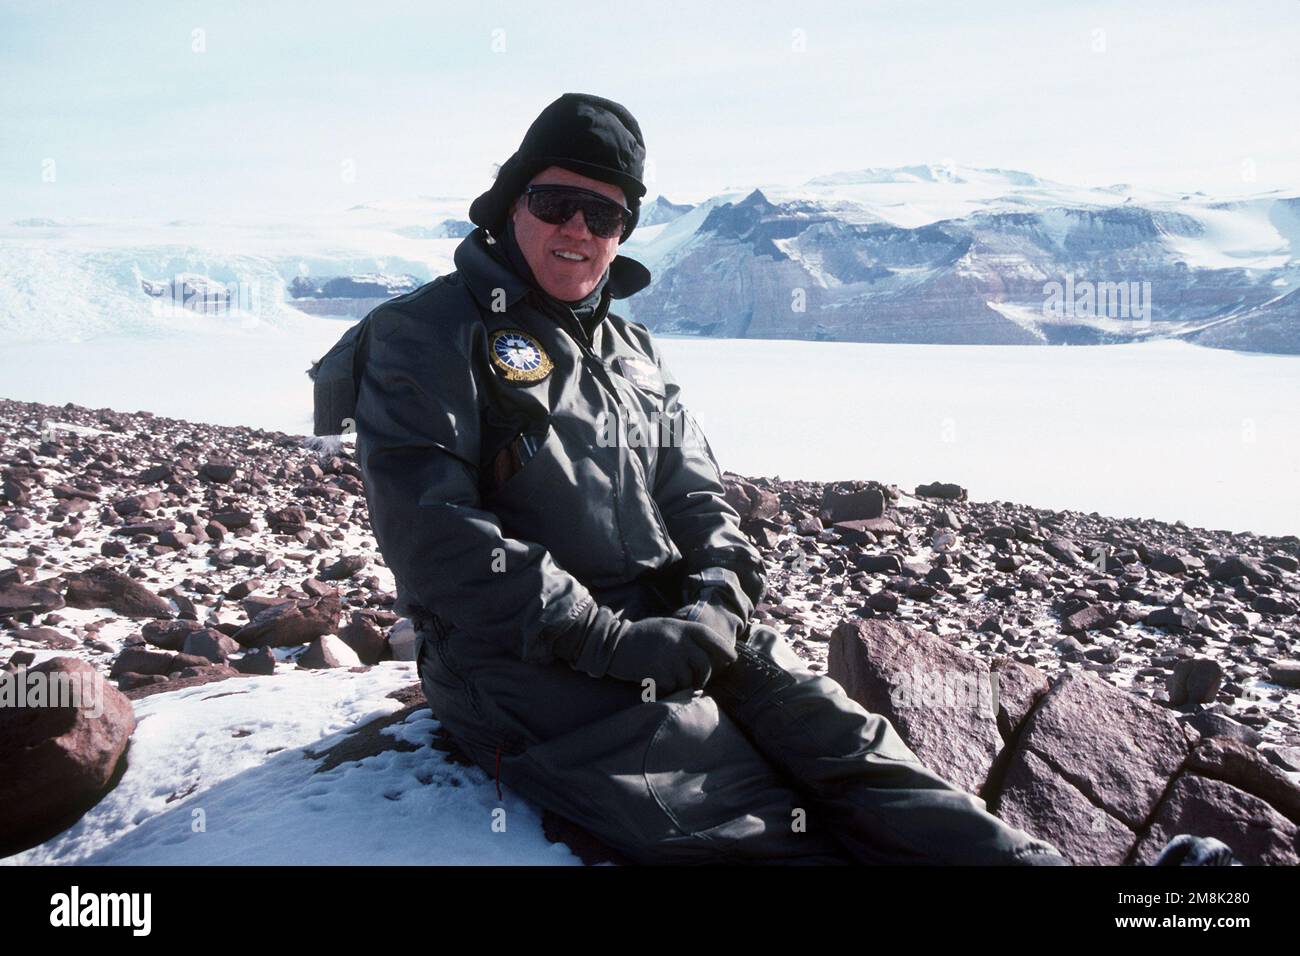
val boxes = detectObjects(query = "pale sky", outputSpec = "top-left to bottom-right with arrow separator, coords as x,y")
3,0 -> 1298,220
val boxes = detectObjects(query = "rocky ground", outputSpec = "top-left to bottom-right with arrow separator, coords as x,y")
2,396 -> 1298,864
733,477 -> 1300,755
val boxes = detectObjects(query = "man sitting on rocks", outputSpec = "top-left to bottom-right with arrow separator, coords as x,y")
350,92 -> 1235,866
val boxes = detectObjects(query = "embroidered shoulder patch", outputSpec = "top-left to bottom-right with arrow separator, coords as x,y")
489,329 -> 554,383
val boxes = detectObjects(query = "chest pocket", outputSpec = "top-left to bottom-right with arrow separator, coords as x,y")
613,355 -> 666,400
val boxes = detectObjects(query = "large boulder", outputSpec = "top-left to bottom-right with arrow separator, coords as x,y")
0,658 -> 136,856
181,628 -> 240,664
109,647 -> 177,679
1167,657 -> 1224,707
995,747 -> 1137,865
12,626 -> 78,650
1004,671 -> 1196,827
233,646 -> 276,676
914,482 -> 967,501
1060,604 -> 1118,634
830,618 -> 1001,795
1183,737 -> 1300,824
993,671 -> 1198,864
1267,661 -> 1300,689
1210,555 -> 1276,588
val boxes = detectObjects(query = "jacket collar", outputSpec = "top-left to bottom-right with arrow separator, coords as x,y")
454,227 -> 652,313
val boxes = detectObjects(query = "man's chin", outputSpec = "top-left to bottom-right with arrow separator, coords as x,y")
540,277 -> 597,302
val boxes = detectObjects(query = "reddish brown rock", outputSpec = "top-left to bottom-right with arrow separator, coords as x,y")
140,618 -> 206,651
110,647 -> 176,679
1131,775 -> 1299,866
0,582 -> 66,618
234,592 -> 340,648
1184,737 -> 1300,824
1009,671 -> 1196,830
64,566 -> 172,619
830,618 -> 1001,795
0,657 -> 136,856
723,476 -> 781,521
995,748 -> 1135,865
989,657 -> 1051,742
338,612 -> 387,666
12,626 -> 78,650
819,484 -> 885,523
298,634 -> 362,669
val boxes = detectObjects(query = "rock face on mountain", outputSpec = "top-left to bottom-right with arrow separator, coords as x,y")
287,273 -> 423,319
626,176 -> 1300,354
1,398 -> 1297,862
1189,285 -> 1300,354
289,274 -> 421,300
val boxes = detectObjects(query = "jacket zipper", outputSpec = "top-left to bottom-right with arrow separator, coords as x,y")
539,296 -> 674,547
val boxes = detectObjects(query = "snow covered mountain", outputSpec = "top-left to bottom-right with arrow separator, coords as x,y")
2,168 -> 1297,352
620,166 -> 1300,352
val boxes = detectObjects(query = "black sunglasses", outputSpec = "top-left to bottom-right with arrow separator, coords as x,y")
523,184 -> 632,239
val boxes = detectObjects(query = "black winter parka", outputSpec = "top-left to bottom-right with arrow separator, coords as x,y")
351,228 -> 766,663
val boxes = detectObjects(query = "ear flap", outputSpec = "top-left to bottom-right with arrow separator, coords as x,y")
619,200 -> 641,243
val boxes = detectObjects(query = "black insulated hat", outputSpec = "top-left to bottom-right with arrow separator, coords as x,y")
469,93 -> 648,244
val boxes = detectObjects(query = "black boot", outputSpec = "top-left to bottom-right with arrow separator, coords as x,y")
1152,833 -> 1241,866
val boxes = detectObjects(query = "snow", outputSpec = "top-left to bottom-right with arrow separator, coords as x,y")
1155,198 -> 1294,271
623,195 -> 733,271
4,664 -> 580,865
656,336 -> 1300,539
0,204 -> 463,346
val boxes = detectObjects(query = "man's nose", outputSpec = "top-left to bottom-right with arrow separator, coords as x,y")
558,210 -> 593,238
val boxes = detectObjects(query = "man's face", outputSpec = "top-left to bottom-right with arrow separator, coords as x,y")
510,165 -> 625,302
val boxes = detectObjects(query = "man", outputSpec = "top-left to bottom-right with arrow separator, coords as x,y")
349,93 -> 1232,866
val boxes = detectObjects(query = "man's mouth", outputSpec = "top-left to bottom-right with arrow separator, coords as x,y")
553,250 -> 588,262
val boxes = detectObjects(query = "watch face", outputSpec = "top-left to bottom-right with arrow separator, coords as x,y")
489,329 -> 554,383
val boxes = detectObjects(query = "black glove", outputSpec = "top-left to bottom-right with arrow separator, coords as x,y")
551,603 -> 737,696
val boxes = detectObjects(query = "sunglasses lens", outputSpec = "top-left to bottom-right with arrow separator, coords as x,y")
527,191 -> 576,225
583,205 -> 624,238
527,188 -> 626,238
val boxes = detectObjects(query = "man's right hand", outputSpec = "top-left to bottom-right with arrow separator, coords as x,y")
551,605 -> 737,696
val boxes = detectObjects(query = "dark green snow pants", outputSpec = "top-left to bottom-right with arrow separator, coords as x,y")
416,578 -> 1067,866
